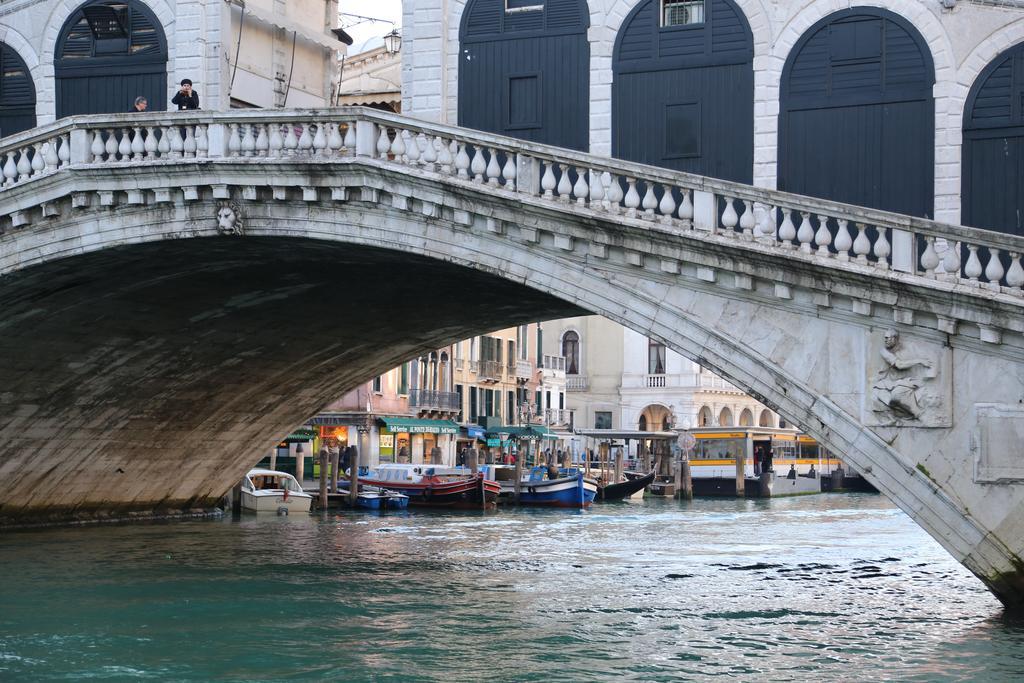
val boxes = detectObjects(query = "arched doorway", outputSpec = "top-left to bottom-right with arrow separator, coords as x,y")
0,43 -> 36,138
739,408 -> 753,426
718,406 -> 733,426
458,0 -> 589,151
758,409 -> 773,427
561,330 -> 580,375
963,42 -> 1024,235
698,405 -> 713,426
779,8 -> 934,218
639,404 -> 672,431
55,0 -> 168,118
612,0 -> 753,182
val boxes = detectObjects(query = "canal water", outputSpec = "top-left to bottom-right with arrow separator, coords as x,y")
2,493 -> 1024,681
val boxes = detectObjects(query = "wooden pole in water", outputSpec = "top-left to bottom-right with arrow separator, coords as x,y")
614,445 -> 623,484
350,442 -> 362,509
329,445 -> 340,494
735,443 -> 747,498
318,448 -> 329,510
514,438 -> 524,504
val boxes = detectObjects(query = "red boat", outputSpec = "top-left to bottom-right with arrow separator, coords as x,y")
359,464 -> 500,509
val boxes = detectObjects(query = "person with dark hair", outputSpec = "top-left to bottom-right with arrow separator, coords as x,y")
172,79 -> 200,110
129,96 -> 148,112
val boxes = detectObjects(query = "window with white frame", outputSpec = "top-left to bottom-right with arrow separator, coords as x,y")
662,0 -> 705,27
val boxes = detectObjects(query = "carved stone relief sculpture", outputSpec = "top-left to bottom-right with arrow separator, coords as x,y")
866,328 -> 951,428
216,202 -> 244,236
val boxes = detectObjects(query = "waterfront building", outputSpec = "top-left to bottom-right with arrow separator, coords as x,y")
403,0 -> 1024,235
0,0 -> 348,133
545,315 -> 778,456
336,42 -> 401,111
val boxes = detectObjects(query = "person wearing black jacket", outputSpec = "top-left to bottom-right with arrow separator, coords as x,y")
171,79 -> 200,110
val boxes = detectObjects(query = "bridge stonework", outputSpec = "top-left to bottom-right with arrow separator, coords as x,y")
1,109 -> 1024,607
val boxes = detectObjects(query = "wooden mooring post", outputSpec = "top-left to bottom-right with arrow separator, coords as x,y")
318,448 -> 329,510
349,444 -> 360,509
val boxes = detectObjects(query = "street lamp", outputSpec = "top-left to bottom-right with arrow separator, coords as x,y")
383,28 -> 402,55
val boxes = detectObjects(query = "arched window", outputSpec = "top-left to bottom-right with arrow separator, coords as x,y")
638,415 -> 648,431
648,339 -> 666,374
562,331 -> 580,375
56,1 -> 168,118
459,0 -> 589,150
758,409 -> 773,427
739,408 -> 753,426
698,405 -> 713,426
963,42 -> 1024,235
779,8 -> 934,218
0,43 -> 36,138
718,407 -> 733,427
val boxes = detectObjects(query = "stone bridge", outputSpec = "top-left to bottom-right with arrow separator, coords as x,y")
1,108 -> 1024,606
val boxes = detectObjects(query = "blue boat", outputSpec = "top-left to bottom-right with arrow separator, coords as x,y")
337,485 -> 409,511
514,467 -> 597,508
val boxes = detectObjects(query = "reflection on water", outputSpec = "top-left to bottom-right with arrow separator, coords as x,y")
2,494 -> 1024,681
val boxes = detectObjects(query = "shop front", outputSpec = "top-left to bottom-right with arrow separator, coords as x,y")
377,418 -> 459,466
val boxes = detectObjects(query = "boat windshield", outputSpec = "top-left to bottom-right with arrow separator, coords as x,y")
250,474 -> 301,491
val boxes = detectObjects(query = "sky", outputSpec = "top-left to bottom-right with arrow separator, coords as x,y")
341,0 -> 404,53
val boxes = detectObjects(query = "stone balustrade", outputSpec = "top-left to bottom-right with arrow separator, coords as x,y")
1,107 -> 1023,299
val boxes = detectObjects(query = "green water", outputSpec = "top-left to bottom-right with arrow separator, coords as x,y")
2,494 -> 1023,681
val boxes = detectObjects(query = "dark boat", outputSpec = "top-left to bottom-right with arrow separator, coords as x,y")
360,465 -> 500,509
595,470 -> 655,502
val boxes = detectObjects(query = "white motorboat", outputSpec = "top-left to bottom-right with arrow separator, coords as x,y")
240,468 -> 312,513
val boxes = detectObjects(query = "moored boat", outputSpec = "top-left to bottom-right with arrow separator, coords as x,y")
509,467 -> 597,508
337,484 -> 410,511
595,470 -> 656,502
359,464 -> 500,509
241,468 -> 313,513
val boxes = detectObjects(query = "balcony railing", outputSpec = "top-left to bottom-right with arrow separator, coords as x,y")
645,374 -> 667,388
566,375 -> 589,391
545,408 -> 572,426
515,359 -> 533,379
479,359 -> 502,381
507,362 -> 517,376
454,358 -> 464,370
541,355 -> 566,371
409,389 -> 460,411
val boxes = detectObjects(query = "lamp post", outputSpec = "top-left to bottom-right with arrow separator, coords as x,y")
383,28 -> 402,55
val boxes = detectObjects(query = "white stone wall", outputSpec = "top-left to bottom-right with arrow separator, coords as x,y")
403,0 -> 1024,225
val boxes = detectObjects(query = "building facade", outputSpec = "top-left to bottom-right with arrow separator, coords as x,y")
0,0 -> 346,136
545,315 -> 778,454
403,0 -> 1024,235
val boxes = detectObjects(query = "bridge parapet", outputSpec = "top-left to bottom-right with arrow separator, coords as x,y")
2,107 -> 1024,328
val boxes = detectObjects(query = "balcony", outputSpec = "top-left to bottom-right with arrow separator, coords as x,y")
541,355 -> 565,372
478,359 -> 502,382
545,408 -> 573,427
645,374 -> 667,388
409,388 -> 460,412
454,358 -> 464,370
515,359 -> 533,379
566,375 -> 588,392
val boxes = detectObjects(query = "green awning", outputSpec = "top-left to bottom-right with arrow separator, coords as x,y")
378,417 -> 459,434
282,427 -> 317,442
485,425 -> 557,441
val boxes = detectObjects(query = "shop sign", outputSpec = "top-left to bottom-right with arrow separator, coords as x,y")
379,434 -> 395,448
486,438 -> 501,447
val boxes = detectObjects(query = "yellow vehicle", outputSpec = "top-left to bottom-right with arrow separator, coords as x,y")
685,427 -> 843,478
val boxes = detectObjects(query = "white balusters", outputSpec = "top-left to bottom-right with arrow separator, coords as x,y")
255,124 -> 269,157
2,152 -> 16,186
678,189 -> 693,227
796,212 -> 814,253
143,127 -> 158,159
107,130 -> 121,160
739,200 -> 755,239
941,240 -> 960,278
455,143 -> 471,179
623,178 -> 640,217
284,124 -> 299,155
423,135 -> 438,170
390,128 -> 406,162
985,248 -> 1005,287
834,219 -> 852,261
195,125 -> 208,157
852,223 -> 870,263
468,145 -> 485,182
326,123 -> 342,155
182,126 -> 197,157
554,164 -> 572,201
590,171 -> 605,209
297,123 -> 313,155
501,154 -> 516,190
778,210 -> 797,249
43,140 -> 60,171
573,167 -> 589,206
919,235 -> 940,277
540,162 -> 557,198
486,149 -> 501,185
606,174 -> 624,213
641,184 -> 657,218
16,147 -> 31,182
269,124 -> 284,157
130,127 -> 145,160
58,135 -> 71,167
437,138 -> 453,174
658,185 -> 676,223
116,130 -> 131,160
873,228 -> 891,269
240,124 -> 256,157
720,197 -> 738,235
964,245 -> 983,283
157,128 -> 171,157
814,215 -> 831,256
406,133 -> 421,166
30,143 -> 44,177
91,131 -> 105,162
1006,253 -> 1024,293
313,123 -> 328,156
167,126 -> 184,158
343,124 -> 356,154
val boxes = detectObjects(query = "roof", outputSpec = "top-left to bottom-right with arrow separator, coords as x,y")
574,429 -> 679,439
247,468 -> 297,478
